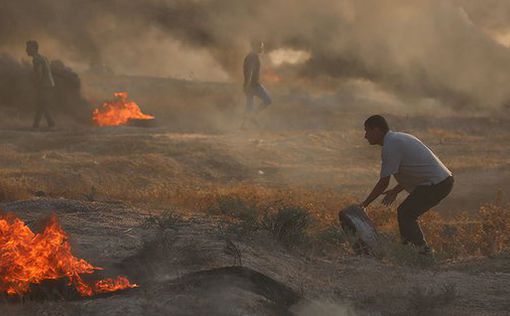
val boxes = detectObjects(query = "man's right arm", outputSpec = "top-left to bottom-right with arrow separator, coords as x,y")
362,138 -> 402,208
361,176 -> 391,208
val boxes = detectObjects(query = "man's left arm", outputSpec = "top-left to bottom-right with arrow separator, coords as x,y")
361,176 -> 390,208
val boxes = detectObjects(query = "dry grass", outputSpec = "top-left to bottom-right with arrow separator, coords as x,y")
211,190 -> 510,261
367,202 -> 510,260
185,187 -> 510,262
142,209 -> 180,230
0,120 -> 508,265
0,178 -> 31,202
1,168 -> 508,262
422,204 -> 510,258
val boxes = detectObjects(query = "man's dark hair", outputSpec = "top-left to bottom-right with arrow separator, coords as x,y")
26,40 -> 39,51
364,115 -> 389,132
250,40 -> 264,51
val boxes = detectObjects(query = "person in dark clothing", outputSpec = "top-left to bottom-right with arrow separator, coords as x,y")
241,40 -> 272,129
360,115 -> 454,255
26,40 -> 55,129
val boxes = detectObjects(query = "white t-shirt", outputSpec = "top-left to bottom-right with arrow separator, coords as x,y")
381,131 -> 452,192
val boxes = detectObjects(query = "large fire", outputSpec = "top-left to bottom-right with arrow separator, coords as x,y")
0,213 -> 137,297
92,92 -> 154,126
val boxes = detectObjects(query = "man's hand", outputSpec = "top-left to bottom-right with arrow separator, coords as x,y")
360,176 -> 391,210
382,189 -> 399,206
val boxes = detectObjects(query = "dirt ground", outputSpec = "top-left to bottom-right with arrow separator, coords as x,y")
0,198 -> 509,315
0,112 -> 508,214
0,76 -> 509,315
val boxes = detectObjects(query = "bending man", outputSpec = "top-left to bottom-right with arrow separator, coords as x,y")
361,115 -> 454,255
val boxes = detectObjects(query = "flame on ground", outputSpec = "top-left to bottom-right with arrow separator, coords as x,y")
0,213 -> 137,296
92,92 -> 154,126
262,68 -> 283,83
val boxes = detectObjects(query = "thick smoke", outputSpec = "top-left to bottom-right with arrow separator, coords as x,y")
0,54 -> 32,110
0,54 -> 90,122
2,0 -> 510,107
456,0 -> 510,32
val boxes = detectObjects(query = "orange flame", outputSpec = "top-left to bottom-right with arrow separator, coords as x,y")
262,68 -> 283,83
0,213 -> 137,296
92,92 -> 154,126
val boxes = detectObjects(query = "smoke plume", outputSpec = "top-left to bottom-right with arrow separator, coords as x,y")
2,1 -> 510,107
0,54 -> 90,122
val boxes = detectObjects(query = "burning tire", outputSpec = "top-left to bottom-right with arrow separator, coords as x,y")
92,92 -> 154,127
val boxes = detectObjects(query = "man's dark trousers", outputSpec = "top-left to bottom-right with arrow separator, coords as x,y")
33,88 -> 55,128
397,176 -> 454,247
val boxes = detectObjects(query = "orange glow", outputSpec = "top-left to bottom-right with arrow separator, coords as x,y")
262,68 -> 283,83
0,213 -> 137,296
92,92 -> 154,126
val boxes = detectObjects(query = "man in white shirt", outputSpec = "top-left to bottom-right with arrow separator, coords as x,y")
360,115 -> 454,254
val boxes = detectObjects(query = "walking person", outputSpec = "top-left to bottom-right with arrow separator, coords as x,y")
241,40 -> 272,129
26,40 -> 55,129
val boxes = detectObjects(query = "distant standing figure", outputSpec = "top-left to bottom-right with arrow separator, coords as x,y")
360,115 -> 454,255
26,40 -> 55,129
242,40 -> 272,129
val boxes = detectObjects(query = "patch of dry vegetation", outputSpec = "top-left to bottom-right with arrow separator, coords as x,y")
0,178 -> 31,202
143,209 -> 180,230
423,204 -> 510,258
202,188 -> 510,263
2,167 -> 509,263
365,201 -> 510,260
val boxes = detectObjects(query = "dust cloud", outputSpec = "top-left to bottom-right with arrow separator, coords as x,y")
2,1 -> 510,108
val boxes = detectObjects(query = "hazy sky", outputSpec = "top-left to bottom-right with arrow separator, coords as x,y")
2,0 -> 510,107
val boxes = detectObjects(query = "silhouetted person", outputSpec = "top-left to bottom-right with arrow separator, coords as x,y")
26,40 -> 55,129
360,115 -> 454,255
241,40 -> 272,129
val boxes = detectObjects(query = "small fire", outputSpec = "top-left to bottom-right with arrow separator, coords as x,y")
92,92 -> 154,126
0,213 -> 137,297
262,68 -> 283,83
